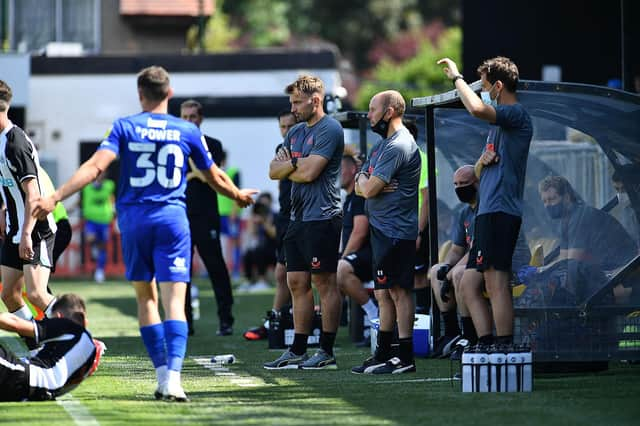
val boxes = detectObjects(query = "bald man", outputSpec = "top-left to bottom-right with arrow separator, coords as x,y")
352,90 -> 421,374
429,165 -> 479,358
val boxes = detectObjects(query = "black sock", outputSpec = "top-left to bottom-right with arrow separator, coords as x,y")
290,333 -> 308,355
320,331 -> 336,356
442,310 -> 461,337
478,334 -> 495,346
376,330 -> 394,360
414,287 -> 431,313
461,316 -> 478,345
496,335 -> 513,345
398,337 -> 414,364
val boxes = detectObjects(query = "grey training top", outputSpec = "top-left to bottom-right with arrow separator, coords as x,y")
363,127 -> 421,240
284,115 -> 344,221
478,103 -> 533,217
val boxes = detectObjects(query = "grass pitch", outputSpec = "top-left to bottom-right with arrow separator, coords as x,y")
1,278 -> 640,425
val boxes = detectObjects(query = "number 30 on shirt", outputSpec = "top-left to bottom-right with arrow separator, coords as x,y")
128,142 -> 184,189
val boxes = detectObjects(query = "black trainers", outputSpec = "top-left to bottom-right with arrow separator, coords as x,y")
351,355 -> 387,374
217,323 -> 233,336
370,357 -> 416,374
430,334 -> 461,358
263,350 -> 308,370
449,338 -> 470,361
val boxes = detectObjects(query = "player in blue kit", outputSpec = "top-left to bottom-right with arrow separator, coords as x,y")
33,66 -> 256,402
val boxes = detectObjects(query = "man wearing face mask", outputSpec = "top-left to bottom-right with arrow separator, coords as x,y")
610,168 -> 640,249
437,56 -> 533,348
352,90 -> 421,374
538,176 -> 636,272
429,165 -> 479,358
266,75 -> 344,370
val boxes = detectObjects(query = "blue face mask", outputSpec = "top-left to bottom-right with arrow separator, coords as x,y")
480,84 -> 498,107
546,202 -> 564,219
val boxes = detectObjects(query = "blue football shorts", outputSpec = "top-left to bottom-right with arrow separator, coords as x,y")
118,204 -> 191,282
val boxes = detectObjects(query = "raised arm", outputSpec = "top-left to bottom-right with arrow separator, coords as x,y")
33,149 -> 116,220
437,58 -> 497,123
203,163 -> 257,208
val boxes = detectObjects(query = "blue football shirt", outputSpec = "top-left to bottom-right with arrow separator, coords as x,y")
98,112 -> 213,211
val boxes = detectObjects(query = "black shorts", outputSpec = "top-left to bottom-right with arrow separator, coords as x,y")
1,230 -> 55,271
343,245 -> 373,282
370,226 -> 415,290
467,212 -> 521,273
275,216 -> 289,264
0,345 -> 29,402
284,217 -> 341,273
414,229 -> 430,273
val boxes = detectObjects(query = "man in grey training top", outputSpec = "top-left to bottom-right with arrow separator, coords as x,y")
266,75 -> 344,369
352,90 -> 421,374
437,56 -> 533,347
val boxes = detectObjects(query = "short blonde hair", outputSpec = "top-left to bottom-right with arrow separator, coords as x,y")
285,75 -> 325,97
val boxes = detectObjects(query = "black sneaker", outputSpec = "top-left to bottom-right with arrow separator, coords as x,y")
449,338 -> 470,361
217,323 -> 233,336
370,357 -> 416,374
430,335 -> 461,358
351,355 -> 387,374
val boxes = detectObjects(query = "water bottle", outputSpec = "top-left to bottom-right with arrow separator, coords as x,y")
506,344 -> 520,392
521,346 -> 533,392
489,346 -> 507,392
475,345 -> 490,392
191,285 -> 200,321
461,345 -> 474,392
211,354 -> 236,364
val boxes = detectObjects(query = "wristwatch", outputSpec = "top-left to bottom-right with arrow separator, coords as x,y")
452,74 -> 464,84
291,156 -> 298,170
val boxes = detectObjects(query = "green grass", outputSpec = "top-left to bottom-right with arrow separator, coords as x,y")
2,278 -> 640,425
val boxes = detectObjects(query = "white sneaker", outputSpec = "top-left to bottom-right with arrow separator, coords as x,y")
94,268 -> 105,283
249,281 -> 270,292
163,381 -> 189,402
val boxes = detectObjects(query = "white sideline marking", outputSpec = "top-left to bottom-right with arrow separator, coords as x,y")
191,356 -> 271,388
57,395 -> 100,426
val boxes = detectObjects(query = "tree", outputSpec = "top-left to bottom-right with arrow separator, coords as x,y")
186,0 -> 240,52
355,26 -> 461,110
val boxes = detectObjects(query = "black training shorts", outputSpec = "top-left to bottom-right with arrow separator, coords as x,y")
1,230 -> 55,271
370,226 -> 415,290
284,217 -> 341,273
342,245 -> 373,282
0,345 -> 29,402
467,212 -> 521,273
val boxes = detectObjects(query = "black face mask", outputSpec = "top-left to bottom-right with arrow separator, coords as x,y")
371,115 -> 390,138
455,184 -> 477,204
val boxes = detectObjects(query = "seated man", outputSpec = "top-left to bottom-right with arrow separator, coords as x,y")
610,167 -> 640,249
431,165 -> 531,358
429,165 -> 479,357
518,176 -> 637,306
0,293 -> 105,401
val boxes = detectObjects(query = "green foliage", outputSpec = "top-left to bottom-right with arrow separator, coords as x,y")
186,0 -> 240,53
355,26 -> 461,110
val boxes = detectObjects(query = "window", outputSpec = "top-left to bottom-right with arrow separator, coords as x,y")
9,0 -> 100,54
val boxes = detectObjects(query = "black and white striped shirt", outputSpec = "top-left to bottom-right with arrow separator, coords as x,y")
28,317 -> 97,399
0,121 -> 56,244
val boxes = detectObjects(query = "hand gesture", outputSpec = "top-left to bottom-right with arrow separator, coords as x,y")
19,233 -> 34,261
437,58 -> 460,80
235,189 -> 259,208
33,195 -> 56,220
479,150 -> 499,166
